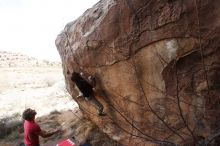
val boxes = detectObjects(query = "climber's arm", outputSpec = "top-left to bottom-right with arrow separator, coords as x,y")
88,75 -> 96,87
75,85 -> 83,98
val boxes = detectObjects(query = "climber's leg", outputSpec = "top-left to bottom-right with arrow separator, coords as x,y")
88,95 -> 105,116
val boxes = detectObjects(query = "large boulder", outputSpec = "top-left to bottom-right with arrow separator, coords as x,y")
56,0 -> 220,145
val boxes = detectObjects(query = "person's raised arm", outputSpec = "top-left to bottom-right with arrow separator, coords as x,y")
75,85 -> 83,98
88,75 -> 96,87
39,129 -> 60,138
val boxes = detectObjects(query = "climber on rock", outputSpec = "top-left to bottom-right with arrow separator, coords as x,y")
71,71 -> 105,116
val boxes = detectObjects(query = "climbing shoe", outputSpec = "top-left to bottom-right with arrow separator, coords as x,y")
98,112 -> 106,116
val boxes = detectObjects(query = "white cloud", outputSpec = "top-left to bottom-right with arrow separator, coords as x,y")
0,0 -> 99,61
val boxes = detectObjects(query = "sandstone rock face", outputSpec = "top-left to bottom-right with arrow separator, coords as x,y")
56,0 -> 220,145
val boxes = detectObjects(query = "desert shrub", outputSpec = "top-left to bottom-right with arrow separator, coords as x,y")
0,122 -> 9,138
0,116 -> 23,139
6,130 -> 21,140
0,142 -> 12,146
50,110 -> 61,115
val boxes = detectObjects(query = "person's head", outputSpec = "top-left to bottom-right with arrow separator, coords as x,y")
22,108 -> 37,121
71,72 -> 81,82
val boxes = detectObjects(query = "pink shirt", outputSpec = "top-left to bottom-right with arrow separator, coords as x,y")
24,120 -> 41,146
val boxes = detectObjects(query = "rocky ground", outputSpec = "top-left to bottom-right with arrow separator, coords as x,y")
0,109 -> 119,146
0,109 -> 82,146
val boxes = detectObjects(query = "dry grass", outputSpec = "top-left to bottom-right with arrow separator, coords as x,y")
0,142 -> 12,146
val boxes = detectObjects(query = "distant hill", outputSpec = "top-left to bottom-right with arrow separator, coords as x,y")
0,51 -> 61,67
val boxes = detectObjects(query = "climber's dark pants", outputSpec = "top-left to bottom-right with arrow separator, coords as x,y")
85,94 -> 104,114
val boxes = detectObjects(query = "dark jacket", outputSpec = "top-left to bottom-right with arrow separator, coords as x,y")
74,77 -> 93,97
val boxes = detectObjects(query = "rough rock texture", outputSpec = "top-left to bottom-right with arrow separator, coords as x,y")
56,0 -> 220,145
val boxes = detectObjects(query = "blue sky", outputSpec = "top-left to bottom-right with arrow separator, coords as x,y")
0,0 -> 99,61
